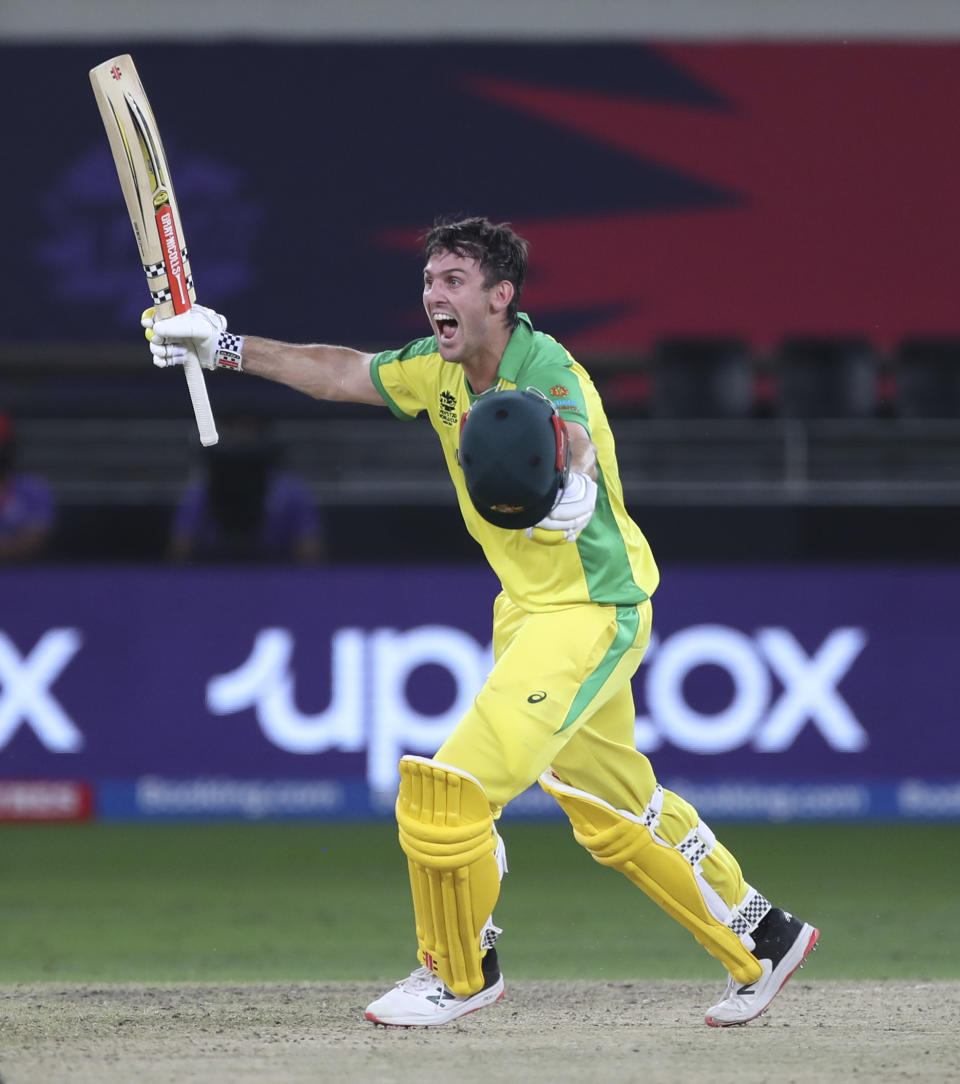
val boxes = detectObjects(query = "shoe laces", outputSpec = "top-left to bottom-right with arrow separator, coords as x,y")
397,966 -> 447,995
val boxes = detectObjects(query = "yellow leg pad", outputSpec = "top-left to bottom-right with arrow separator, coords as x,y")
539,773 -> 762,985
396,756 -> 501,997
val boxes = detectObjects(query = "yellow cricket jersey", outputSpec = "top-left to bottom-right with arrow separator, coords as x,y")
370,313 -> 659,612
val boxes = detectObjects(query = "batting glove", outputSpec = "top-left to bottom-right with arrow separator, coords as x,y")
525,472 -> 598,543
141,305 -> 244,372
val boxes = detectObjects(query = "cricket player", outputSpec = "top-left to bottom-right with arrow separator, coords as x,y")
143,216 -> 819,1028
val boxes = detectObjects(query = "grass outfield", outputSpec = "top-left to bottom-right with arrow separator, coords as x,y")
1,821 -> 957,984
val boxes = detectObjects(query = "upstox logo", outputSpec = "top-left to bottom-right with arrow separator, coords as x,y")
634,625 -> 868,755
207,622 -> 868,791
207,626 -> 493,793
0,630 -> 84,752
0,621 -> 867,793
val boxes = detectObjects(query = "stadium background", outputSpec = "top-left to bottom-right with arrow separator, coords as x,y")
1,0 -> 959,1002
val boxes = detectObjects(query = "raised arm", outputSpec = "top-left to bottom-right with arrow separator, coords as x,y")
239,335 -> 383,405
143,305 -> 385,407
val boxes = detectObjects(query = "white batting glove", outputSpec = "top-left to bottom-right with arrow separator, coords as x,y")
141,305 -> 244,371
525,472 -> 598,543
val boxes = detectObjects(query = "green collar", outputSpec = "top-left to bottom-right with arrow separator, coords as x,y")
497,313 -> 534,384
463,314 -> 537,407
464,313 -> 534,403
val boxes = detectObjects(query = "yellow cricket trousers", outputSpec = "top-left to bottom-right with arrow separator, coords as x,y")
435,592 -> 750,914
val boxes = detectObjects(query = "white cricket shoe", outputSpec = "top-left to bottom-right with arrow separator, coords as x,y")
705,908 -> 819,1027
365,950 -> 505,1027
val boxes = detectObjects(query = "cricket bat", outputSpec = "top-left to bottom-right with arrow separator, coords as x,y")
90,54 -> 218,446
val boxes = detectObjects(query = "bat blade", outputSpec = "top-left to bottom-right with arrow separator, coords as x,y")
90,54 -> 218,446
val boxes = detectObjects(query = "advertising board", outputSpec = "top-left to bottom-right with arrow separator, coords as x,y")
1,565 -> 957,820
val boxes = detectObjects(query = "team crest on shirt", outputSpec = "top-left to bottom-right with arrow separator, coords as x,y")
439,390 -> 459,426
550,384 -> 569,397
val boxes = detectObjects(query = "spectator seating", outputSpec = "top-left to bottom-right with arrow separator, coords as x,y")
775,336 -> 879,419
893,337 -> 960,418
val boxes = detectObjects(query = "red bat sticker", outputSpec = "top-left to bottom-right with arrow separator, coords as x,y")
155,204 -> 190,312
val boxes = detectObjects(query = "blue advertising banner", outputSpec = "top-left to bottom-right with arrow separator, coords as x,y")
0,565 -> 957,820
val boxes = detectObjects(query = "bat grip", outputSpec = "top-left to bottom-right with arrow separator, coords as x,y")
182,353 -> 219,446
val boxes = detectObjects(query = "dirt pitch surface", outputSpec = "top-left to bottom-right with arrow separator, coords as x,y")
1,980 -> 957,1084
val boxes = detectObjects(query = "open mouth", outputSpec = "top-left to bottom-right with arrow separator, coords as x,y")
434,312 -> 459,343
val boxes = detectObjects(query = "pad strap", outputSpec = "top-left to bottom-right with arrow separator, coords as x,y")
641,784 -> 664,830
729,887 -> 772,943
675,820 -> 716,873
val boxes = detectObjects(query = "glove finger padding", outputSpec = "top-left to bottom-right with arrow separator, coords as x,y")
149,337 -> 197,369
151,304 -> 228,370
527,472 -> 598,542
141,302 -> 234,373
524,525 -> 576,546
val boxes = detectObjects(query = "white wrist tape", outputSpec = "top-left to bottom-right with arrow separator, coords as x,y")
214,332 -> 245,371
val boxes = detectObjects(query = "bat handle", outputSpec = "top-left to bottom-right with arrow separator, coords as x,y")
182,353 -> 219,446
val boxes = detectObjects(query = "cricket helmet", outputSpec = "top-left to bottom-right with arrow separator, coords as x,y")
458,387 -> 570,529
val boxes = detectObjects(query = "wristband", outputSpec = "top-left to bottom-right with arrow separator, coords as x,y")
214,332 -> 245,371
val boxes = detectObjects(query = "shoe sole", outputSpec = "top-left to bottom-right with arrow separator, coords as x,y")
705,925 -> 820,1028
365,981 -> 505,1027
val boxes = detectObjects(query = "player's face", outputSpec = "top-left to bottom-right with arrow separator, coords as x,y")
423,250 -> 505,366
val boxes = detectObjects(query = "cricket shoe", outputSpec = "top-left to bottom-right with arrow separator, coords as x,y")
364,948 -> 504,1027
704,908 -> 819,1027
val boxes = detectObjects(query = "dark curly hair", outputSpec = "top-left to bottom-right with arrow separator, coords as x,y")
423,216 -> 529,328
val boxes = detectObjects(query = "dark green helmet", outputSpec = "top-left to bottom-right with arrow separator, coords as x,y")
458,388 -> 570,529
